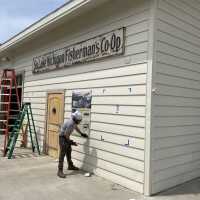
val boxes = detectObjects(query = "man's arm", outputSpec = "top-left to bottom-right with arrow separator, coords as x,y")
63,130 -> 78,146
75,124 -> 82,135
75,125 -> 88,138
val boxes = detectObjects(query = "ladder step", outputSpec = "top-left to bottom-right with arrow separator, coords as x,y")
12,86 -> 22,89
1,85 -> 10,88
0,120 -> 7,122
0,94 -> 16,96
0,94 -> 10,96
9,117 -> 18,120
2,78 -> 11,81
10,109 -> 20,112
11,129 -> 19,132
9,115 -> 18,119
8,131 -> 17,135
3,69 -> 14,71
0,102 -> 18,104
0,111 -> 8,113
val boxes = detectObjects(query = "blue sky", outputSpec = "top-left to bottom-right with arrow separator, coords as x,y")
0,0 -> 67,44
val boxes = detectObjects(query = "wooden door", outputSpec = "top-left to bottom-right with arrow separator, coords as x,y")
46,92 -> 64,158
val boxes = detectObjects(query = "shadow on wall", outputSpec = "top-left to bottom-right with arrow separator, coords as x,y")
37,128 -> 43,153
81,134 -> 98,174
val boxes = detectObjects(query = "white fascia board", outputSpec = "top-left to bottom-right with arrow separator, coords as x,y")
0,0 -> 92,53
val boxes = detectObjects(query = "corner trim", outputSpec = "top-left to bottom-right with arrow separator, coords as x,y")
144,0 -> 158,196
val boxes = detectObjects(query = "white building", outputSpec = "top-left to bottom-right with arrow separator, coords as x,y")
0,0 -> 200,196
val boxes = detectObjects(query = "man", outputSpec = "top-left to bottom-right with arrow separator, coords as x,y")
57,110 -> 88,178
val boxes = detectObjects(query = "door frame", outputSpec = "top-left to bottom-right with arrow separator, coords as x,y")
44,90 -> 65,155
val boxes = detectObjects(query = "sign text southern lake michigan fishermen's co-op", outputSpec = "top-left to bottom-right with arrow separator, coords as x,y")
32,28 -> 125,73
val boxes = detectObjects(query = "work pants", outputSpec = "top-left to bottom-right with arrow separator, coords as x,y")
58,136 -> 73,170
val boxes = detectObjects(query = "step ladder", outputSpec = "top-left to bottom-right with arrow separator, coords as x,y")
0,69 -> 20,156
5,102 -> 40,159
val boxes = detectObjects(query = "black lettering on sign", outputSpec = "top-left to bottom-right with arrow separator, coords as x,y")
104,39 -> 110,52
101,37 -> 106,53
116,36 -> 121,52
32,27 -> 125,73
111,33 -> 116,51
96,42 -> 100,54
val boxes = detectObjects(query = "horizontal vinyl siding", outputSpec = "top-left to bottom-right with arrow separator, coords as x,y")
23,64 -> 147,193
12,0 -> 152,194
151,0 -> 200,194
12,0 -> 149,82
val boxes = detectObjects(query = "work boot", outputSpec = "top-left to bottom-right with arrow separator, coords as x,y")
68,165 -> 79,170
57,170 -> 66,178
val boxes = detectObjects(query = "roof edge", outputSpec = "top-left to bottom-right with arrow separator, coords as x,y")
0,0 -> 91,53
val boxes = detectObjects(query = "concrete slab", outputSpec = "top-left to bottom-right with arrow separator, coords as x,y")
0,134 -> 200,200
148,179 -> 200,200
0,152 -> 138,200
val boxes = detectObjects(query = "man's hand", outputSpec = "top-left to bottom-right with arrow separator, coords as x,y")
81,133 -> 88,138
70,140 -> 78,146
72,142 -> 78,146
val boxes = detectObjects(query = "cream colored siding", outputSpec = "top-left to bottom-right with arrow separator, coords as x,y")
12,0 -> 150,82
2,0 -> 200,195
23,64 -> 147,193
9,0 -> 151,194
152,0 -> 200,194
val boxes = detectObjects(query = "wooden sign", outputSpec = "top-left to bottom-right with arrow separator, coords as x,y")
32,27 -> 125,74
